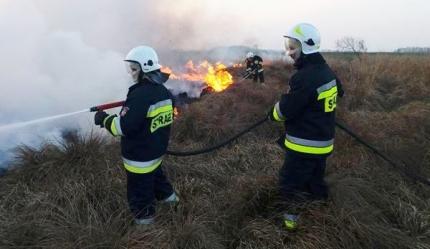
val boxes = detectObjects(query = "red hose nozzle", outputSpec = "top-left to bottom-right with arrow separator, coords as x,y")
90,101 -> 125,112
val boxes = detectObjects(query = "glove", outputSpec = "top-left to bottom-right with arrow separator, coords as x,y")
94,111 -> 109,127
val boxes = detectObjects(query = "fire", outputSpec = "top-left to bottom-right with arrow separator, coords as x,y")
204,63 -> 233,92
160,66 -> 179,80
161,60 -> 234,92
173,107 -> 179,119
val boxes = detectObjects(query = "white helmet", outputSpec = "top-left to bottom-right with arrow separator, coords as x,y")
125,46 -> 161,73
246,52 -> 254,59
284,23 -> 321,54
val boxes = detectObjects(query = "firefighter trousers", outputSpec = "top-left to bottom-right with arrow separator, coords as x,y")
279,152 -> 328,202
126,165 -> 174,219
253,72 -> 265,83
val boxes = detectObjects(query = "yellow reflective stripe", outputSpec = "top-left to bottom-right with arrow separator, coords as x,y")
147,99 -> 173,117
150,110 -> 173,133
123,159 -> 162,174
317,86 -> 337,100
103,115 -> 114,128
284,219 -> 297,230
113,117 -> 123,136
110,117 -> 124,136
273,108 -> 282,121
273,102 -> 285,121
147,105 -> 173,118
284,139 -> 333,154
110,119 -> 118,136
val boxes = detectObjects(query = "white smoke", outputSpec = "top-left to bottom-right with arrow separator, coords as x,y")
0,1 -> 128,167
0,0 -> 285,167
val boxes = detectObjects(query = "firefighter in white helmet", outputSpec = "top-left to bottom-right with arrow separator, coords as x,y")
94,45 -> 178,225
245,51 -> 265,84
268,23 -> 344,230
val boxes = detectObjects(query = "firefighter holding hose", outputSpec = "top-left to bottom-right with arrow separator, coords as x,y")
268,23 -> 344,230
245,52 -> 265,84
94,46 -> 178,225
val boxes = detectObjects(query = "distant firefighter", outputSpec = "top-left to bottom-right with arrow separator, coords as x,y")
245,52 -> 265,84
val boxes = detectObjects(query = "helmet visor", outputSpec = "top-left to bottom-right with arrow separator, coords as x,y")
124,61 -> 142,83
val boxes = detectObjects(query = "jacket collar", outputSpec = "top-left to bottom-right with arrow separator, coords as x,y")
128,80 -> 148,92
294,52 -> 326,69
128,70 -> 170,93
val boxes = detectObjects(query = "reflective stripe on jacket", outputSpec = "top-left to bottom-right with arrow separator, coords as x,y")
270,53 -> 344,157
103,78 -> 174,173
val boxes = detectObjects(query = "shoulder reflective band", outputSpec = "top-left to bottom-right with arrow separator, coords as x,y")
147,99 -> 173,118
317,80 -> 338,112
123,157 -> 163,174
273,102 -> 286,121
110,116 -> 123,136
317,80 -> 337,100
258,69 -> 264,72
285,134 -> 334,154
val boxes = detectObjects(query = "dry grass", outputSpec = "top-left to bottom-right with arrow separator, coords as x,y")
1,54 -> 429,248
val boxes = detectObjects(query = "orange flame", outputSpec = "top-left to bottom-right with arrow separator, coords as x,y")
161,60 -> 234,92
204,63 -> 233,92
161,66 -> 179,80
173,107 -> 179,119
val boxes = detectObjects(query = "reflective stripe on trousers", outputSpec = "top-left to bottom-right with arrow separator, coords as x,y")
284,134 -> 333,154
123,157 -> 163,174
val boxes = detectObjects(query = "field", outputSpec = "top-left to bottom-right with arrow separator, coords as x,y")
1,53 -> 430,249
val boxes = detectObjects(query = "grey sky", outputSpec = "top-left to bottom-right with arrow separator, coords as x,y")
4,0 -> 426,52
203,0 -> 430,51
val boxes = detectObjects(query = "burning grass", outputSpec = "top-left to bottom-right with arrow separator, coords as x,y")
162,60 -> 234,93
1,54 -> 430,248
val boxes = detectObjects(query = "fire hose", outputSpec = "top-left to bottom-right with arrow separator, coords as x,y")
89,101 -> 268,156
238,69 -> 256,83
91,101 -> 430,186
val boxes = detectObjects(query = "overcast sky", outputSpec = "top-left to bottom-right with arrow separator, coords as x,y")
1,0 -> 425,53
203,0 -> 430,51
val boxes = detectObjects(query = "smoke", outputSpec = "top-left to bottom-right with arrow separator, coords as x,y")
0,1 -> 128,166
31,0 -> 230,52
0,0 -> 285,167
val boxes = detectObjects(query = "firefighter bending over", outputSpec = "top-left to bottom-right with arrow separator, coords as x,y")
268,23 -> 344,231
245,52 -> 265,84
94,46 -> 178,225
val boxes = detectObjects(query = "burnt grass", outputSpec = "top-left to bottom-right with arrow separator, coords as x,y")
1,54 -> 430,249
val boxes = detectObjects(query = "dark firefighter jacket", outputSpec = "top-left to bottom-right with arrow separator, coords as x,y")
270,53 -> 344,157
246,55 -> 264,73
103,78 -> 174,173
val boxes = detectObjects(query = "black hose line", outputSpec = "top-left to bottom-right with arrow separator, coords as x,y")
335,120 -> 430,186
165,116 -> 430,186
166,116 -> 269,156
